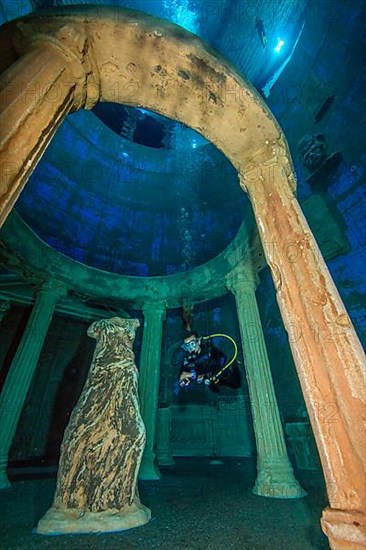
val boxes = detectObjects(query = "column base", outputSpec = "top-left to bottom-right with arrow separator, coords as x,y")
138,455 -> 161,480
157,452 -> 175,467
252,459 -> 307,499
36,502 -> 151,535
321,506 -> 365,550
209,457 -> 224,465
0,470 -> 11,490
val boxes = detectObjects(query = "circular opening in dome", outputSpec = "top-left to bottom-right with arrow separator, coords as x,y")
15,98 -> 254,278
92,103 -> 209,150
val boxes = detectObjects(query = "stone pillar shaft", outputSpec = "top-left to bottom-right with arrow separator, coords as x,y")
0,20 -> 99,229
0,279 -> 66,488
156,407 -> 175,466
227,269 -> 305,498
0,47 -> 76,227
138,302 -> 166,479
242,151 -> 365,547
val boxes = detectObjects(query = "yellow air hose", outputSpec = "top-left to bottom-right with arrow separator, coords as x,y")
202,333 -> 238,384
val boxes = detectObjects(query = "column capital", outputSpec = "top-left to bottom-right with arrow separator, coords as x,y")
14,20 -> 100,110
36,279 -> 68,299
239,141 -> 296,196
142,301 -> 166,317
225,265 -> 259,294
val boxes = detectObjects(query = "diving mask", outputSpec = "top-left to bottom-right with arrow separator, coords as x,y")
182,339 -> 199,353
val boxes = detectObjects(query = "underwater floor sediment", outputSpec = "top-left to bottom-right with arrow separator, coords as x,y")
1,458 -> 329,549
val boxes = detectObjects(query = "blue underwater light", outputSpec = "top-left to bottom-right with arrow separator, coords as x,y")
274,38 -> 285,53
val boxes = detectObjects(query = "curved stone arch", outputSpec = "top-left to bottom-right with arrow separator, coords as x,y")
0,5 -> 295,225
0,7 -> 365,548
1,209 -> 253,307
0,7 -> 269,303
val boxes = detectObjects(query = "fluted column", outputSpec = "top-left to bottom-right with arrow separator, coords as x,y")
156,343 -> 176,467
156,406 -> 175,466
226,266 -> 306,498
0,21 -> 99,227
242,146 -> 365,548
138,301 -> 166,480
0,299 -> 11,323
0,279 -> 66,489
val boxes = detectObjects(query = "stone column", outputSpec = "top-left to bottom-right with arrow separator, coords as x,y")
0,22 -> 99,227
138,301 -> 166,480
0,299 -> 11,323
0,279 -> 66,489
156,343 -> 176,467
156,406 -> 175,466
241,146 -> 365,548
226,266 -> 306,498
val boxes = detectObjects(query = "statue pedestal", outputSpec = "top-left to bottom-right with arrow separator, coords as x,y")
36,501 -> 151,535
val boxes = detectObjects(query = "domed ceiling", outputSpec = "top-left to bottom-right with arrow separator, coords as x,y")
4,0 -> 308,277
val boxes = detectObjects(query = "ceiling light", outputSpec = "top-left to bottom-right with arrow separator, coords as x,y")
274,38 -> 285,53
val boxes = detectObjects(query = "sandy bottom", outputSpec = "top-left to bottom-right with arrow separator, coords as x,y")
2,457 -> 329,549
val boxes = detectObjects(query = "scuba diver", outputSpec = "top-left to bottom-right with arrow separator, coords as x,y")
172,331 -> 241,393
255,17 -> 267,48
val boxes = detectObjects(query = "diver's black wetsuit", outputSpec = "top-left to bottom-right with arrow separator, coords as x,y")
172,338 -> 241,392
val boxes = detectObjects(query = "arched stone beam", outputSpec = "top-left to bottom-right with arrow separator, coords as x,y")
0,6 -> 289,227
0,209 -> 252,307
0,7 -> 365,548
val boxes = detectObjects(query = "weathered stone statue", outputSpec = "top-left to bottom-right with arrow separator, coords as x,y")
298,133 -> 328,172
36,317 -> 151,535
